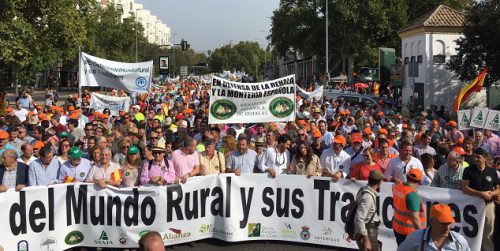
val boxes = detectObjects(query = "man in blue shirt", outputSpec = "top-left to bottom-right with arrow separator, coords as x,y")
58,147 -> 92,183
28,147 -> 61,186
397,204 -> 471,251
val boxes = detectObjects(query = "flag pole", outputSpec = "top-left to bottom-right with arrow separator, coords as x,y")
78,47 -> 82,100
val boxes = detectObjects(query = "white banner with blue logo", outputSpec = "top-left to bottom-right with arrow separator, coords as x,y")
79,52 -> 153,93
89,93 -> 130,116
0,175 -> 484,251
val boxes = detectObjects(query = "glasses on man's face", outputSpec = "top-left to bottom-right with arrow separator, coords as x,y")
18,130 -> 26,134
85,128 -> 93,132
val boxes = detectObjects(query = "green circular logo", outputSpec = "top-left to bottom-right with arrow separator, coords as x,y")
65,230 -> 84,245
210,99 -> 237,120
269,97 -> 294,118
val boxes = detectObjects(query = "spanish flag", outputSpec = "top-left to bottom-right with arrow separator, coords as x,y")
63,176 -> 75,183
453,68 -> 488,112
110,169 -> 123,182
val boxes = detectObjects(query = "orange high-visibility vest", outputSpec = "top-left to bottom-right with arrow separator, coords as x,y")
392,183 -> 426,235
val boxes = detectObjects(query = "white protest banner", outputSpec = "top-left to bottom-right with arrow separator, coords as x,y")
0,175 -> 484,251
79,52 -> 153,93
296,85 -> 324,100
209,75 -> 296,124
484,110 -> 500,131
457,109 -> 472,130
89,93 -> 130,116
470,107 -> 490,128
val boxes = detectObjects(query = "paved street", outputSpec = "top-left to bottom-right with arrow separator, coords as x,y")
168,239 -> 351,251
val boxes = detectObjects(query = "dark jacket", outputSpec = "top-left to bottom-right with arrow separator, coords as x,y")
0,162 -> 29,186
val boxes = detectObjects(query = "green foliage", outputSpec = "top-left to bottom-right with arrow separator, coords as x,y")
268,0 -> 471,71
209,41 -> 266,74
447,0 -> 499,82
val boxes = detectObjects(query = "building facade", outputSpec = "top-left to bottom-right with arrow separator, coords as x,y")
98,0 -> 171,47
398,5 -> 486,113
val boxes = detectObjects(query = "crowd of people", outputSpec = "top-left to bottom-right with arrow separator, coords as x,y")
1,80 -> 500,251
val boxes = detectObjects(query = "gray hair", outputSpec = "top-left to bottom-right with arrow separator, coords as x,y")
3,149 -> 18,161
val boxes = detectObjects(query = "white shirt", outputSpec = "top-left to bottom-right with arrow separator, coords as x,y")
260,147 -> 291,175
14,108 -> 29,122
232,126 -> 246,139
319,149 -> 351,177
344,146 -> 365,167
384,156 -> 424,182
17,156 -> 37,166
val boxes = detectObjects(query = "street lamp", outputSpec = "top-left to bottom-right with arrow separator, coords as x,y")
130,9 -> 142,62
325,0 -> 329,84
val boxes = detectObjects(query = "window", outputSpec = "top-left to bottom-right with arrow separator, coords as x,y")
433,55 -> 446,64
417,55 -> 423,63
404,57 -> 409,64
411,56 -> 416,62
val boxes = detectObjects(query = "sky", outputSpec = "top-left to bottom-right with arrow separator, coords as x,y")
138,0 -> 280,53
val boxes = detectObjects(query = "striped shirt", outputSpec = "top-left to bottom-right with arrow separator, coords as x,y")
2,169 -> 17,188
430,164 -> 465,190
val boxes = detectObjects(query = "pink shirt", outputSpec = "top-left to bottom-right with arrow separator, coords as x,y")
485,133 -> 500,157
172,149 -> 200,177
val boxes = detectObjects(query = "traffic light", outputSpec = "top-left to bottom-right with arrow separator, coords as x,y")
181,39 -> 190,51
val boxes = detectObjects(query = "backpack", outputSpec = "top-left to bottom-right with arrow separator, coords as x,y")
344,188 -> 376,241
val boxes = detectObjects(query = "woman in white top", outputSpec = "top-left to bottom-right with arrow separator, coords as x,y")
419,153 -> 436,186
57,139 -> 71,165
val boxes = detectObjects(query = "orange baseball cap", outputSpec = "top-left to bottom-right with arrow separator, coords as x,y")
430,204 -> 455,224
297,120 -> 306,126
6,107 -> 13,112
447,121 -> 457,127
415,133 -> 422,141
68,106 -> 75,111
28,111 -> 35,116
0,130 -> 8,139
402,124 -> 408,129
377,111 -> 384,116
363,128 -> 372,135
312,130 -> 322,138
407,168 -> 423,182
38,114 -> 48,121
351,133 -> 362,143
395,114 -> 402,118
453,147 -> 466,155
333,135 -> 347,145
33,141 -> 45,149
101,113 -> 109,119
378,129 -> 388,135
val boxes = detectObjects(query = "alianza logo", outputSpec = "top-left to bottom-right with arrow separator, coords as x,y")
163,228 -> 191,241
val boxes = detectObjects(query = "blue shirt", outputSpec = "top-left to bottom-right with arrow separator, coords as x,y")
227,149 -> 258,174
28,158 -> 61,186
397,228 -> 471,251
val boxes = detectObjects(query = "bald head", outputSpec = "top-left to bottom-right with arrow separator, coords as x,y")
446,151 -> 460,169
138,231 -> 165,251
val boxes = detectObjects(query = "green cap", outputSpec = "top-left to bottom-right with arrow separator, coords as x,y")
58,131 -> 69,138
127,145 -> 139,155
68,146 -> 83,159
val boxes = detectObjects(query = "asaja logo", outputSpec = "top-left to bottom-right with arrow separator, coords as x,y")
95,231 -> 113,245
300,226 -> 311,240
488,114 -> 499,129
40,237 -> 57,251
210,99 -> 237,120
136,77 -> 147,88
473,110 -> 484,125
65,230 -> 84,245
269,97 -> 294,118
248,223 -> 261,237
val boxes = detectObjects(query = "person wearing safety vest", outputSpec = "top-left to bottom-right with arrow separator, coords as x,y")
392,168 -> 426,245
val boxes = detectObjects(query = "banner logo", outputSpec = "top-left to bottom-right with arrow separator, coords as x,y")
269,97 -> 294,118
163,228 -> 191,241
300,226 -> 311,240
95,231 -> 113,245
65,231 -> 84,245
17,241 -> 28,251
488,114 -> 499,129
473,111 -> 484,125
136,77 -> 147,88
210,100 -> 237,120
40,237 -> 56,251
248,223 -> 261,237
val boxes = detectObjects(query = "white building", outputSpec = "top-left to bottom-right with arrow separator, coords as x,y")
398,5 -> 485,113
97,0 -> 170,47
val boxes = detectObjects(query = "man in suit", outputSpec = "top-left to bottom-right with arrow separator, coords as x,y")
0,149 -> 29,192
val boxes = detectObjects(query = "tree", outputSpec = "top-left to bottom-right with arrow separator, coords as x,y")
268,0 -> 471,73
209,41 -> 265,75
447,0 -> 500,82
